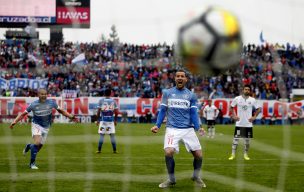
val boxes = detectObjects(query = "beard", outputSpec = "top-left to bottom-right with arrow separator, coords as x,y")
244,92 -> 250,96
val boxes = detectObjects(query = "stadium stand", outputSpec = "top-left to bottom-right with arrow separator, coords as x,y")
1,40 -> 303,101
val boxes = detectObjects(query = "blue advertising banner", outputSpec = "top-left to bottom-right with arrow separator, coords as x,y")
0,78 -> 48,90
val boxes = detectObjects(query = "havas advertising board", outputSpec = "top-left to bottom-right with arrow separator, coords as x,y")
0,0 -> 90,28
56,0 -> 90,28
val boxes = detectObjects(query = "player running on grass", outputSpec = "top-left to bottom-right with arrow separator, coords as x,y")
10,88 -> 78,169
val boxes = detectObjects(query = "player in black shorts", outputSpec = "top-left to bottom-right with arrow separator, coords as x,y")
229,85 -> 261,160
202,99 -> 219,138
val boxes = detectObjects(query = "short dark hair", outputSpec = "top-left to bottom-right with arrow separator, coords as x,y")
38,88 -> 47,94
38,88 -> 47,92
243,84 -> 251,90
104,88 -> 112,96
175,68 -> 188,78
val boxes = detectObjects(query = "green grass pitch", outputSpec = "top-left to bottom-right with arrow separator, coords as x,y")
0,123 -> 303,192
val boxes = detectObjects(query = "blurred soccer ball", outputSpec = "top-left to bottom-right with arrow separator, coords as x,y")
178,7 -> 243,75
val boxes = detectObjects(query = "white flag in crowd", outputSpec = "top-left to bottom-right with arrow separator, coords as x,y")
72,53 -> 88,65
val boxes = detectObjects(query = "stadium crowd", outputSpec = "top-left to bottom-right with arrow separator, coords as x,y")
0,39 -> 303,100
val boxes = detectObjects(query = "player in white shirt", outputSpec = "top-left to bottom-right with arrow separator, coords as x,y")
202,99 -> 219,138
228,85 -> 261,160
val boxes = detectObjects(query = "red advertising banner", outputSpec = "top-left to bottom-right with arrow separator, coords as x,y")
1,97 -> 303,122
56,7 -> 90,24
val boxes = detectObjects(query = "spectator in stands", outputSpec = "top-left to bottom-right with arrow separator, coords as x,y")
139,115 -> 146,123
145,110 -> 153,123
131,114 -> 137,123
121,111 -> 128,123
1,39 -> 304,101
270,114 -> 277,125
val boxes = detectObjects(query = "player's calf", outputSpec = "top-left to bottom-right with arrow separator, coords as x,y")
23,143 -> 31,155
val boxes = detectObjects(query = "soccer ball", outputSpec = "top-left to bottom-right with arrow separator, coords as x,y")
177,7 -> 243,75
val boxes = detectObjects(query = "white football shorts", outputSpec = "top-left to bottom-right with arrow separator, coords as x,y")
164,127 -> 201,153
98,121 -> 115,134
31,123 -> 49,144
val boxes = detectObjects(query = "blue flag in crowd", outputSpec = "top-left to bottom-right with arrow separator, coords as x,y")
259,31 -> 265,43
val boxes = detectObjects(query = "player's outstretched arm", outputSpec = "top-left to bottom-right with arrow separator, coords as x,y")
57,108 -> 79,122
10,111 -> 28,129
151,125 -> 159,133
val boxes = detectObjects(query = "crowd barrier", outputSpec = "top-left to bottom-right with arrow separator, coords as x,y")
0,97 -> 303,123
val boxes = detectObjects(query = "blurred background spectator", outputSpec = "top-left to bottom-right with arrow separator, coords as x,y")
1,40 -> 304,102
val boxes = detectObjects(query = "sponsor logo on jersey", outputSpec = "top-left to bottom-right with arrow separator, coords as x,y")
34,110 -> 52,116
168,99 -> 190,109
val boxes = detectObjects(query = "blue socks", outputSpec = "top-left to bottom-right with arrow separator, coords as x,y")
30,144 -> 39,164
193,157 -> 202,178
165,156 -> 175,182
165,155 -> 202,181
97,134 -> 117,152
98,134 -> 105,152
110,134 -> 117,152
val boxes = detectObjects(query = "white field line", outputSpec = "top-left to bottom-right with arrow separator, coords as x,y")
0,134 -> 303,161
46,133 -> 56,192
0,170 -> 280,192
2,127 -> 17,192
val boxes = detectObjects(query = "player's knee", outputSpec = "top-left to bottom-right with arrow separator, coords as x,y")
33,136 -> 42,145
192,150 -> 202,158
164,148 -> 175,157
244,138 -> 250,144
34,141 -> 41,146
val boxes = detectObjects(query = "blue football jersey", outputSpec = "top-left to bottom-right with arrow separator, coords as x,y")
160,87 -> 198,128
26,99 -> 59,128
98,98 -> 118,122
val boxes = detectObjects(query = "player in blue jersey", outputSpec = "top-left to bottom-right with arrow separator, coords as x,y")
9,88 -> 78,169
151,69 -> 206,188
96,88 -> 118,154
